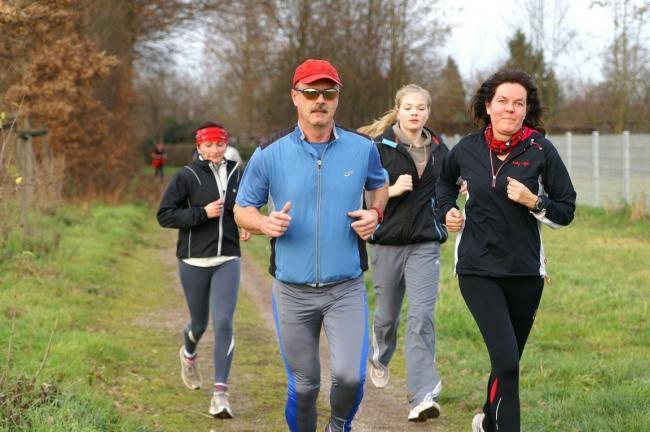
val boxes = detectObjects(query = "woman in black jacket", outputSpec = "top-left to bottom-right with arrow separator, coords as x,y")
358,84 -> 449,423
157,122 -> 249,420
436,70 -> 576,432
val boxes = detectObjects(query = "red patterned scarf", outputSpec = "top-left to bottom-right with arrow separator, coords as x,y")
484,124 -> 536,155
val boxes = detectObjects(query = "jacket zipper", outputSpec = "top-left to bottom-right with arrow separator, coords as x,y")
397,138 -> 435,240
316,158 -> 322,285
489,144 -> 528,188
393,139 -> 421,240
215,162 -> 240,256
187,197 -> 192,258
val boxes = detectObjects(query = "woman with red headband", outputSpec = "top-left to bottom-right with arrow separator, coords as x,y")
436,69 -> 576,432
157,121 -> 249,419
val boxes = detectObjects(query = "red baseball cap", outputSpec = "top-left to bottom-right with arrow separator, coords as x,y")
292,59 -> 342,88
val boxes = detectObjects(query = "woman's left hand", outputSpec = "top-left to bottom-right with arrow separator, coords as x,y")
506,177 -> 537,209
239,228 -> 251,241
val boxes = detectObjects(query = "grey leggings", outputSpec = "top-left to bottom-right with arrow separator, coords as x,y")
272,277 -> 368,432
369,241 -> 442,406
178,258 -> 240,384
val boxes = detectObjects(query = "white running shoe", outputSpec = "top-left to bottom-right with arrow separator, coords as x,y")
179,346 -> 202,390
209,391 -> 233,419
407,392 -> 441,422
369,362 -> 390,388
472,413 -> 486,432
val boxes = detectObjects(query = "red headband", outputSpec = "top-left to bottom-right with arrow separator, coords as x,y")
196,127 -> 228,145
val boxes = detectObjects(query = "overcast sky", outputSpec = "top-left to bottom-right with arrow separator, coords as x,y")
439,0 -> 618,83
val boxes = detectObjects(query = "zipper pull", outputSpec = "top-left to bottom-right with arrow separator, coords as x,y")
317,159 -> 322,168
492,175 -> 496,188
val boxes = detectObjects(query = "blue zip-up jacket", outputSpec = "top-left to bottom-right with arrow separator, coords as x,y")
236,124 -> 387,285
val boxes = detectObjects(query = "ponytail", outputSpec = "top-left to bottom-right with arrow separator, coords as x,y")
358,109 -> 398,139
358,83 -> 432,139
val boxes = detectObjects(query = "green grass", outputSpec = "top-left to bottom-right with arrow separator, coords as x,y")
1,201 -> 648,431
0,201 -> 288,431
429,206 -> 649,431
243,206 -> 650,431
0,203 -> 154,431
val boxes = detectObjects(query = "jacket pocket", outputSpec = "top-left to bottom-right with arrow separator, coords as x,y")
430,197 -> 448,243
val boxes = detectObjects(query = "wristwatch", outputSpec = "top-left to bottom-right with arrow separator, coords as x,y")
533,197 -> 545,213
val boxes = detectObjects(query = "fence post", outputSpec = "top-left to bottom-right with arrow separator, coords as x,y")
623,131 -> 630,204
20,127 -> 34,238
565,132 -> 573,176
592,131 -> 600,206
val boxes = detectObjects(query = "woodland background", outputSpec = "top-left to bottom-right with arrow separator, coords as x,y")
1,0 -> 649,198
1,2 -> 649,431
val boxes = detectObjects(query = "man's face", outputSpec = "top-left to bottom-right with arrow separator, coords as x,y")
291,79 -> 339,130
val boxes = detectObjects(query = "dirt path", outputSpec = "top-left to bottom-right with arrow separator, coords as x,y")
239,256 -> 448,431
157,231 -> 447,431
155,241 -> 286,431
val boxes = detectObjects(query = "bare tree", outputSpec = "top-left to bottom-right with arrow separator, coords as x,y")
199,0 -> 448,144
523,0 -> 577,69
591,0 -> 650,131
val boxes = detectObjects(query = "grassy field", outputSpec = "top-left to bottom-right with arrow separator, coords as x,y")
0,203 -> 288,431
243,206 -> 650,431
0,204 -> 154,431
1,202 -> 648,431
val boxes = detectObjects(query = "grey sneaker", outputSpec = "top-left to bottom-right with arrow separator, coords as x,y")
179,346 -> 202,390
472,413 -> 485,432
407,393 -> 441,422
369,362 -> 390,388
209,391 -> 233,419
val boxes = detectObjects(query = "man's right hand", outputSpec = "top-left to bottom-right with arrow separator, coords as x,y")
261,201 -> 292,237
445,207 -> 463,232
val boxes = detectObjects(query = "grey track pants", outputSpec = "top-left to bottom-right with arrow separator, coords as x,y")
178,258 -> 240,384
369,242 -> 442,406
272,277 -> 368,432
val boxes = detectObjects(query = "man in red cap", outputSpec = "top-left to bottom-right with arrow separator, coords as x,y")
290,58 -> 343,139
235,59 -> 388,432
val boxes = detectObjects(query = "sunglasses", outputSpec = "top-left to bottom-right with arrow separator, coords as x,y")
294,87 -> 340,101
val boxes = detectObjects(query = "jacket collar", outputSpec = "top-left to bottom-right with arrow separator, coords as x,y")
295,122 -> 339,143
196,158 -> 237,174
378,124 -> 440,148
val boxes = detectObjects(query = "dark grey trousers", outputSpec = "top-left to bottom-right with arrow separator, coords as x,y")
272,277 -> 368,432
369,242 -> 442,406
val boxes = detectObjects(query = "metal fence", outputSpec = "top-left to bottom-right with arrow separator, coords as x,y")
447,132 -> 650,212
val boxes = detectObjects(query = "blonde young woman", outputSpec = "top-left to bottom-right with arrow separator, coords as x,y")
358,84 -> 449,423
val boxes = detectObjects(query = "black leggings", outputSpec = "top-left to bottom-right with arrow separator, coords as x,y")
459,275 -> 544,432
